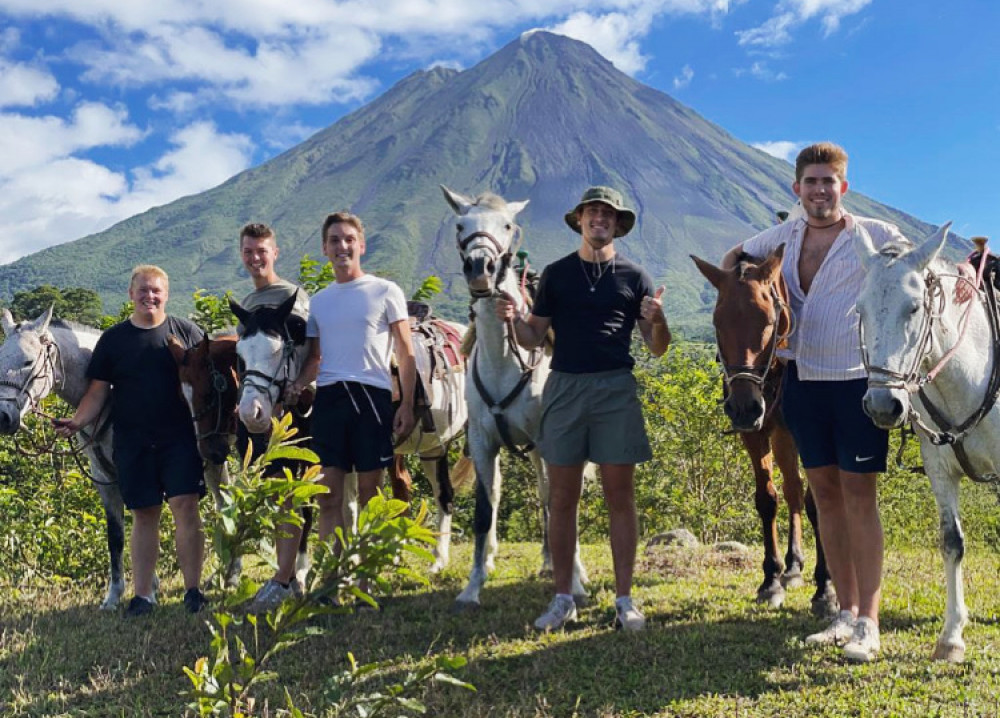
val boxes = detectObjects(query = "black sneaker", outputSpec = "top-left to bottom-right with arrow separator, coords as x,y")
125,596 -> 155,617
183,588 -> 208,614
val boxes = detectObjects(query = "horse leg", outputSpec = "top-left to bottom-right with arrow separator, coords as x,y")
454,436 -> 501,610
389,454 -> 413,504
741,431 -> 785,608
423,456 -> 455,573
772,426 -> 805,589
203,459 -> 241,586
531,450 -> 553,578
96,479 -> 127,610
295,505 -> 313,590
804,485 -> 837,617
929,471 -> 968,662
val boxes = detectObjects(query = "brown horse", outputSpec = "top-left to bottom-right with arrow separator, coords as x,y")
691,245 -> 836,616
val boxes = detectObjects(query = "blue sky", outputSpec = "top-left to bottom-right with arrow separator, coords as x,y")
0,0 -> 996,264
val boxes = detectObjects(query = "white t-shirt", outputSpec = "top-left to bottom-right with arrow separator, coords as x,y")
307,274 -> 407,391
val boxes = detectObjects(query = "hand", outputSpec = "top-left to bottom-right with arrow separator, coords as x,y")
52,417 -> 79,438
393,405 -> 415,441
954,262 -> 976,304
641,286 -> 667,325
494,291 -> 519,322
284,382 -> 304,404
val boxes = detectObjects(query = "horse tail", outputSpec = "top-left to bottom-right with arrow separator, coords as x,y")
451,455 -> 476,494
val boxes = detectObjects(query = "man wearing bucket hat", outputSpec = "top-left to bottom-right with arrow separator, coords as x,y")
496,185 -> 671,631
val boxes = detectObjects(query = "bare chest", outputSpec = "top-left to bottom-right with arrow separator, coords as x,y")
798,230 -> 840,294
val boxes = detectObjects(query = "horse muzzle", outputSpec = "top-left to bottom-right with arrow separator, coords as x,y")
862,387 -> 908,429
238,393 -> 273,434
723,391 -> 766,433
0,402 -> 23,435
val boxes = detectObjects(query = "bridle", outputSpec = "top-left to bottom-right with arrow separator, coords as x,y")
0,329 -> 61,419
861,264 -> 1000,482
238,330 -> 301,408
717,280 -> 792,391
181,349 -> 236,440
457,227 -> 520,299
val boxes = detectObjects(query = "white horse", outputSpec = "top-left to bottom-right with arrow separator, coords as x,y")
856,221 -> 996,662
442,185 -> 588,609
0,307 -> 229,609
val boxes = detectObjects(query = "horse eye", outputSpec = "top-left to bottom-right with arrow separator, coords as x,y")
22,359 -> 31,367
505,223 -> 512,231
456,223 -> 464,233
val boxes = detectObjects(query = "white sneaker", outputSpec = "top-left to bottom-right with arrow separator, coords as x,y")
805,610 -> 856,646
534,595 -> 577,631
614,597 -> 646,631
246,579 -> 294,614
843,617 -> 881,663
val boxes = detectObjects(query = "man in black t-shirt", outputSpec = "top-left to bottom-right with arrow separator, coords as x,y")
496,186 -> 671,632
54,265 -> 208,617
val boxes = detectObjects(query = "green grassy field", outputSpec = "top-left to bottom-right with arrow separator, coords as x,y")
3,541 -> 1000,717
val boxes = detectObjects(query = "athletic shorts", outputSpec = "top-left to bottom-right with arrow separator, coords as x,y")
538,369 -> 652,466
780,361 -> 889,473
237,417 -> 310,479
310,382 -> 395,472
113,437 -> 206,510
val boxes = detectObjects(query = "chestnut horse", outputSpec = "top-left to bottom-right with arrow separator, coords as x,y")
691,245 -> 836,615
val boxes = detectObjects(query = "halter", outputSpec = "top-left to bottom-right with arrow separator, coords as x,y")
184,349 -> 236,440
238,335 -> 300,407
861,265 -> 1000,482
717,282 -> 792,390
456,228 -> 520,299
0,329 -> 61,419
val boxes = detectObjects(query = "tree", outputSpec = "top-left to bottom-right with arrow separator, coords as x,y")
9,285 -> 103,326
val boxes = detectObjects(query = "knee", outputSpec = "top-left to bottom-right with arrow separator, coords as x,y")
940,520 -> 965,562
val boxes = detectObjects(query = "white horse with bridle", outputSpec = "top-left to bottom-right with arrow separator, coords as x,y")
442,185 -> 588,610
0,307 -> 229,608
856,221 -> 999,662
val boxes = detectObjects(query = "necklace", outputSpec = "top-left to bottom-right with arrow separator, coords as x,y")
578,254 -> 615,292
805,217 -> 844,230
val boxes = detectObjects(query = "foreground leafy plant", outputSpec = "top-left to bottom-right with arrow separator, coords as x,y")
184,415 -> 472,717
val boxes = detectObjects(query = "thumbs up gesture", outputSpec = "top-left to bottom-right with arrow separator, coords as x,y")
641,286 -> 667,325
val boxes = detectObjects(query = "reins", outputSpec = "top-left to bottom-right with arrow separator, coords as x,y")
862,263 -> 1000,483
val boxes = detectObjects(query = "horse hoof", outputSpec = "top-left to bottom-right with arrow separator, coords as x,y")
932,642 -> 966,663
98,599 -> 119,611
811,589 -> 839,619
572,593 -> 590,608
429,561 -> 446,575
451,600 -> 480,614
755,590 -> 785,609
781,572 -> 805,589
538,568 -> 554,579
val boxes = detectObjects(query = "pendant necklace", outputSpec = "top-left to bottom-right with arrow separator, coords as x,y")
579,254 -> 615,292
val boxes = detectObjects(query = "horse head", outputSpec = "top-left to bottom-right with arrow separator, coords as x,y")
691,246 -> 789,432
169,334 -> 238,464
442,185 -> 529,298
0,305 -> 57,434
856,222 -> 952,429
230,293 -> 307,434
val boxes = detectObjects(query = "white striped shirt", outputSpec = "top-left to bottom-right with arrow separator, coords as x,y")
742,212 -> 908,381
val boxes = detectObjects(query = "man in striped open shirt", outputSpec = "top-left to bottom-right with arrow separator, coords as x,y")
721,142 -> 908,663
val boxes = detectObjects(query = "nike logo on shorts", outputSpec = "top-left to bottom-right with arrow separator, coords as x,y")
380,455 -> 394,462
855,455 -> 874,462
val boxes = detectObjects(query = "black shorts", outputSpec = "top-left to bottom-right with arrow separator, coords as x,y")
781,361 -> 889,473
113,437 -> 206,510
311,382 -> 394,472
237,416 -> 310,479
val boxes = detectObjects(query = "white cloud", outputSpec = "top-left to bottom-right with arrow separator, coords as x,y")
0,59 -> 59,107
752,140 -> 804,163
673,64 -> 694,90
737,0 -> 871,46
733,61 -> 788,81
548,11 -> 649,74
0,116 -> 252,263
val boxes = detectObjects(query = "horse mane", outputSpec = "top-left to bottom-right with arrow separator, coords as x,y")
877,240 -> 913,260
50,318 -> 102,336
470,193 -> 510,211
735,252 -> 761,281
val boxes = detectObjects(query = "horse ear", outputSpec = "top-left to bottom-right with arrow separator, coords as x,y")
229,298 -> 250,327
756,244 -> 785,283
506,199 -> 530,218
274,292 -> 297,321
690,254 -> 726,289
166,334 -> 187,366
906,222 -> 952,272
853,223 -> 879,267
30,304 -> 54,334
1,308 -> 14,336
441,185 -> 473,216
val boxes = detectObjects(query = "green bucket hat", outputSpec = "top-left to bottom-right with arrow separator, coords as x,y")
564,186 -> 637,238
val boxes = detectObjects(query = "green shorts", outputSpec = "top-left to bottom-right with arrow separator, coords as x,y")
538,369 -> 652,466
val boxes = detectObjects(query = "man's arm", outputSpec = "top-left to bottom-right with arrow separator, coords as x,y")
52,379 -> 111,437
390,319 -> 416,440
285,337 -> 320,402
638,286 -> 671,357
494,292 -> 551,349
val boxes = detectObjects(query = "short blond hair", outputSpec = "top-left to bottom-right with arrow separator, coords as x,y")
130,264 -> 169,289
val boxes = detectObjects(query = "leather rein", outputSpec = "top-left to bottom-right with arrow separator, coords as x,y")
862,266 -> 1000,483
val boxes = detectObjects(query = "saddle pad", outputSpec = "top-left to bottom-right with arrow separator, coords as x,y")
430,320 -> 465,370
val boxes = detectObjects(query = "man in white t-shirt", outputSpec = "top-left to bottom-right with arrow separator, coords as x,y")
287,212 -> 415,563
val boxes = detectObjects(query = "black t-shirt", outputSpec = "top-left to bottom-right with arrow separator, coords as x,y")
87,316 -> 204,445
533,252 -> 654,373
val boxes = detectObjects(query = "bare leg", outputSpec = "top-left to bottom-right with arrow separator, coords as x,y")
548,463 -> 585,596
840,470 -> 882,622
317,465 -> 350,544
806,465 -> 860,617
167,493 -> 204,591
274,508 -> 304,585
600,464 -> 638,598
131,505 -> 163,598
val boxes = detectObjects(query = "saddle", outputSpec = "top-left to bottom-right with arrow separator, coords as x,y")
393,302 -> 466,434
